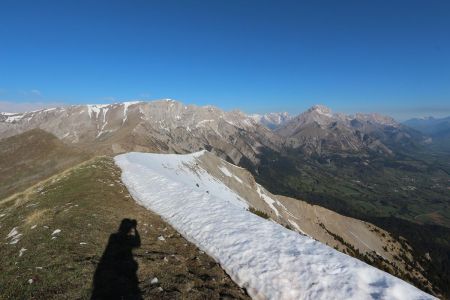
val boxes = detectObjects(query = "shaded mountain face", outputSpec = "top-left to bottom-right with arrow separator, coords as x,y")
276,105 -> 427,155
0,129 -> 89,199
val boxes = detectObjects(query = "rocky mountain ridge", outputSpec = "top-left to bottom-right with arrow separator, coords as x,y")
0,99 -> 281,166
0,99 -> 426,161
275,104 -> 423,155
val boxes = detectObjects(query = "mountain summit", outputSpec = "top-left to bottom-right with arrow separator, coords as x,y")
308,104 -> 333,116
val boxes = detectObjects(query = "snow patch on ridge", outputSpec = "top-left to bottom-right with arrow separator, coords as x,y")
87,104 -> 109,119
115,152 -> 434,300
3,114 -> 25,123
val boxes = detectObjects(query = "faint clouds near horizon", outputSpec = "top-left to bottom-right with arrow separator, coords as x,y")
0,100 -> 65,113
373,106 -> 450,121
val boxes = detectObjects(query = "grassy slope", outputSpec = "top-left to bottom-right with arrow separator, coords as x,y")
0,128 -> 90,200
0,157 -> 249,299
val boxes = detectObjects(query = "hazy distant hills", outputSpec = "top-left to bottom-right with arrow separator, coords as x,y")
404,116 -> 450,138
404,116 -> 450,152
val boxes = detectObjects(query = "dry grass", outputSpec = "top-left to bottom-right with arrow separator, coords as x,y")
24,209 -> 50,226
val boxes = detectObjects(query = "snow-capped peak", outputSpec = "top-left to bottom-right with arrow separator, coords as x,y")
308,104 -> 333,117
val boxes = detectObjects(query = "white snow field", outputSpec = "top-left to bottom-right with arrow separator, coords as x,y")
115,151 -> 435,300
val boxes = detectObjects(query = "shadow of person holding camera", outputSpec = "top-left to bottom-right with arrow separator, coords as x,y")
91,218 -> 142,300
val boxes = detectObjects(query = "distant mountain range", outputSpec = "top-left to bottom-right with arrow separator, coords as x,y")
0,100 -> 431,161
0,100 -> 282,166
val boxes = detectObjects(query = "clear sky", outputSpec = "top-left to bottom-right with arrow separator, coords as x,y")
0,0 -> 449,120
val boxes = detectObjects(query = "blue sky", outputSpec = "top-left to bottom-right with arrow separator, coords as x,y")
0,0 -> 449,120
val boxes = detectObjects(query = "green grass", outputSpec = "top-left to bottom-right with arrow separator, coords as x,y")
248,207 -> 270,219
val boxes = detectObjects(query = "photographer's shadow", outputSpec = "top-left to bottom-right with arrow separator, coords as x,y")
91,218 -> 142,300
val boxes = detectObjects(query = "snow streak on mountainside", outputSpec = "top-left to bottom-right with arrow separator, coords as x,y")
115,151 -> 434,300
